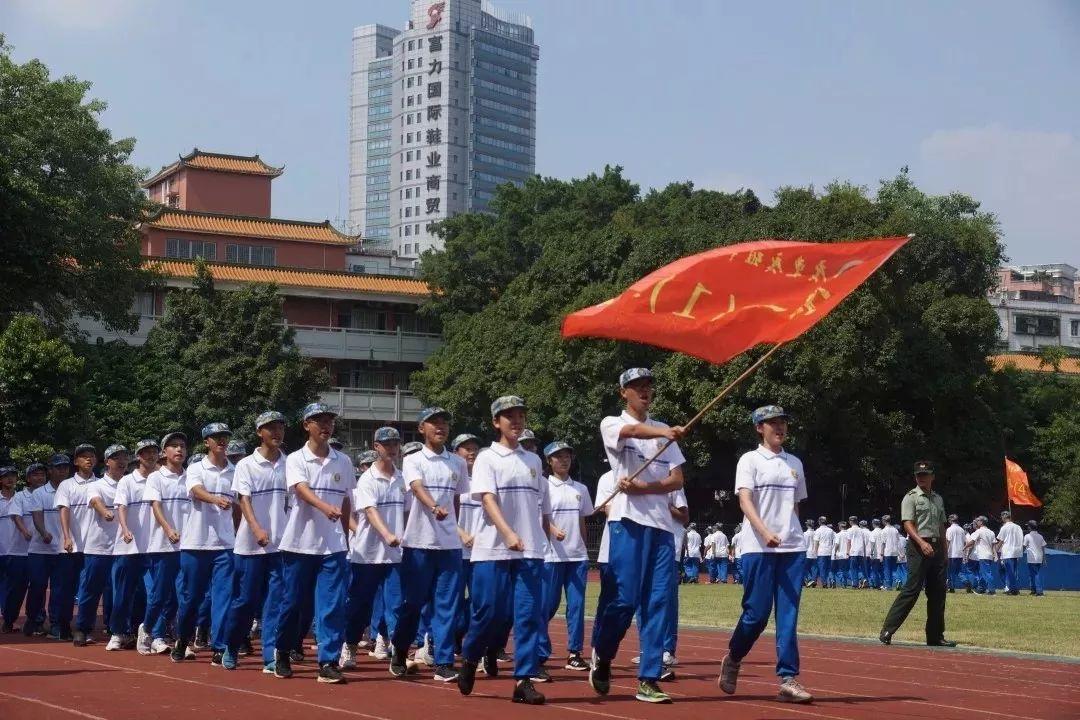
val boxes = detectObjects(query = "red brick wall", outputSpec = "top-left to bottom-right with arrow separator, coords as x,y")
282,297 -> 338,326
181,168 -> 272,217
144,228 -> 347,271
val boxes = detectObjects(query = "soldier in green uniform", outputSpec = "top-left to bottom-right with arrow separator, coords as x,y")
879,461 -> 956,647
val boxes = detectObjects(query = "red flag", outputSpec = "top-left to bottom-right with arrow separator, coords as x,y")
1005,458 -> 1042,507
561,237 -> 909,364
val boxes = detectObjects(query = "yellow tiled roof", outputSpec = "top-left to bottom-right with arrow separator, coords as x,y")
144,209 -> 358,245
143,148 -> 284,187
990,353 -> 1080,375
149,260 -> 430,298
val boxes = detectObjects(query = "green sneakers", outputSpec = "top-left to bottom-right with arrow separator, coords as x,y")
635,680 -> 672,704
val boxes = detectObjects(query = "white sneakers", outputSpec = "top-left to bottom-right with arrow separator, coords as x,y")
777,678 -> 813,704
137,624 -> 153,655
150,637 -> 171,655
340,643 -> 357,669
368,634 -> 388,659
414,642 -> 435,666
106,635 -> 124,651
663,651 -> 678,666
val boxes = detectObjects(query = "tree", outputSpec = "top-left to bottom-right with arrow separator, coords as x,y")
0,36 -> 155,333
414,168 -> 1008,523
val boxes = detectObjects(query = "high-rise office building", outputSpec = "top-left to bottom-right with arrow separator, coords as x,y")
349,0 -> 538,260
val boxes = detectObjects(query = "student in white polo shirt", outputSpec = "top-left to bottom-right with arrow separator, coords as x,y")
55,443 -> 98,642
537,441 -> 593,675
802,520 -> 817,587
27,453 -> 73,639
731,523 -> 745,584
274,403 -> 356,684
718,405 -> 813,705
589,367 -> 686,706
832,521 -> 849,588
812,517 -> 834,589
1022,520 -> 1047,596
0,466 -> 21,630
452,433 -> 482,658
847,517 -> 868,589
591,469 -> 616,648
684,522 -> 702,583
111,439 -> 160,654
965,516 -> 997,595
3,465 -> 37,633
995,511 -> 1024,596
143,432 -> 191,653
880,514 -> 902,590
342,426 -> 406,673
77,444 -> 126,649
170,423 -> 236,665
713,523 -> 730,584
456,396 -> 549,705
221,411 -> 289,672
389,407 -> 468,681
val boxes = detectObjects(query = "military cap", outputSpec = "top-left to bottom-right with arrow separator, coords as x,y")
914,460 -> 935,475
490,396 -> 526,419
619,367 -> 653,388
301,402 -> 337,421
751,405 -> 792,425
201,422 -> 231,440
255,411 -> 286,430
374,427 -> 402,444
450,433 -> 480,451
103,444 -> 129,461
543,441 -> 573,458
417,407 -> 451,425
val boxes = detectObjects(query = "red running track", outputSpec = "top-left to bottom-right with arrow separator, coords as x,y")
1,621 -> 1078,720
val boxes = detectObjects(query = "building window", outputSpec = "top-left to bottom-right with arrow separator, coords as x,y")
1014,314 -> 1060,337
406,188 -> 412,198
406,170 -> 413,180
1072,319 -> 1080,337
166,238 -> 216,261
405,207 -> 412,217
408,40 -> 414,51
226,243 -> 276,266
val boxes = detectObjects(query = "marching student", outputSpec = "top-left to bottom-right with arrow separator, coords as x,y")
879,515 -> 902,590
945,514 -> 967,592
718,405 -> 813,704
389,407 -> 468,682
895,533 -> 908,589
731,523 -> 744,584
170,423 -> 236,665
832,521 -> 849,588
847,518 -> 868,589
78,445 -> 127,649
703,525 -> 717,582
803,519 -> 817,587
457,396 -> 549,705
812,517 -> 834,588
341,427 -> 406,672
3,465 -> 36,632
713,523 -> 729,584
111,440 -> 159,654
1022,520 -> 1046,596
869,519 -> 883,589
222,412 -> 288,672
56,443 -> 99,644
538,441 -> 593,674
589,368 -> 685,705
143,432 -> 191,654
590,469 -> 616,648
27,454 -> 73,638
226,440 -> 248,466
684,522 -> 702,583
0,467 -> 21,631
966,516 -> 997,595
274,403 -> 356,683
995,511 -> 1023,596
661,489 -> 688,676
452,432 -> 482,657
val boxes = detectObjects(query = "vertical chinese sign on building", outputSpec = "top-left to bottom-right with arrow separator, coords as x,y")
424,2 -> 445,235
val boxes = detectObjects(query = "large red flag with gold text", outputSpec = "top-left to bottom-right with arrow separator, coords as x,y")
561,237 -> 909,363
1005,458 -> 1042,507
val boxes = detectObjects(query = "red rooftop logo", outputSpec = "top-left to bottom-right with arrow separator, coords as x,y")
427,2 -> 445,29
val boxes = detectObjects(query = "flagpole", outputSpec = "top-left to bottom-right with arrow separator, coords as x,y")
595,342 -> 786,512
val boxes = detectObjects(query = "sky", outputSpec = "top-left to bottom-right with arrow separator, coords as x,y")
2,0 -> 1079,265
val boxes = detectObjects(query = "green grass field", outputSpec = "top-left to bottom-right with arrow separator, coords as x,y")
581,582 -> 1080,658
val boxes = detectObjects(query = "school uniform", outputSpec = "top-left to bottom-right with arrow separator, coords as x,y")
812,525 -> 835,587
869,526 -> 883,588
727,446 -> 808,680
996,521 -> 1023,595
455,488 -> 483,646
663,490 -> 688,659
2,490 -> 32,628
223,450 -> 288,665
26,483 -> 69,635
110,468 -> 154,642
461,443 -> 549,681
74,475 -> 120,636
345,464 -> 405,652
0,493 -> 15,624
731,529 -> 745,583
1022,530 -> 1047,596
895,536 -> 908,586
970,526 -> 997,594
832,529 -> 849,587
539,475 -> 593,664
803,528 -> 818,585
713,529 -> 729,583
945,522 -> 967,591
391,445 -> 467,665
684,528 -> 702,582
590,470 -> 616,649
276,445 -> 356,665
141,467 -> 190,641
880,524 -> 901,589
54,473 -> 97,633
591,411 -> 685,683
848,525 -> 868,587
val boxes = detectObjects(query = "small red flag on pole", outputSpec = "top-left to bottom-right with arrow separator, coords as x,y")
1005,458 -> 1042,508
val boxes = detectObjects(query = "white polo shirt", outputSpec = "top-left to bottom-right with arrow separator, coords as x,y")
113,469 -> 154,555
280,445 -> 356,556
733,446 -> 807,554
54,473 -> 97,553
142,467 -> 190,554
997,521 -> 1024,560
668,488 -> 688,561
470,442 -> 549,561
0,494 -> 14,556
813,524 -> 835,556
802,529 -> 816,558
600,412 -> 686,533
28,483 -> 62,554
833,529 -> 849,559
596,471 -> 616,564
869,527 -> 882,558
848,527 -> 868,556
83,476 -> 120,556
714,530 -> 729,558
401,445 -> 469,550
233,450 -> 287,556
703,532 -> 716,559
458,490 -> 483,561
881,524 -> 901,557
182,456 -> 235,551
350,463 -> 406,564
970,526 -> 996,561
897,536 -> 908,561
1023,531 -> 1046,564
945,523 -> 966,559
731,528 -> 744,559
4,491 -> 31,556
685,529 -> 702,559
544,475 -> 593,563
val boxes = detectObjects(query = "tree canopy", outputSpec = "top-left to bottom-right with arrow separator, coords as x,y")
415,167 -> 1016,524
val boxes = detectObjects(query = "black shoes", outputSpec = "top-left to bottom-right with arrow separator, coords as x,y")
170,639 -> 189,663
210,650 -> 224,666
433,664 -> 459,682
879,629 -> 893,645
565,653 -> 589,671
289,648 -> 305,663
457,660 -> 477,695
589,657 -> 612,696
927,638 -> 957,647
482,649 -> 499,677
531,665 -> 552,683
318,663 -> 347,684
274,650 -> 293,678
513,678 -> 545,705
659,664 -> 676,682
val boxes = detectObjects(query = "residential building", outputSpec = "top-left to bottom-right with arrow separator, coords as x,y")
990,264 -> 1080,353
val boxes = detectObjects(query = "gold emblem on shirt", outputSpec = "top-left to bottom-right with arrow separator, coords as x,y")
332,473 -> 341,483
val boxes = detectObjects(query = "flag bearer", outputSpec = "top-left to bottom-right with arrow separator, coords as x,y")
538,441 -> 593,674
1022,521 -> 1046,596
274,403 -> 356,683
111,440 -> 159,654
589,368 -> 685,705
79,445 -> 126,648
222,411 -> 288,672
717,405 -> 813,704
456,396 -> 549,705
